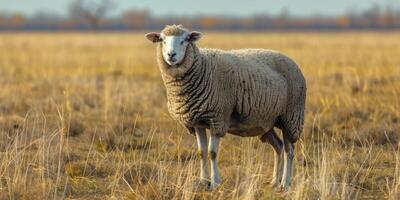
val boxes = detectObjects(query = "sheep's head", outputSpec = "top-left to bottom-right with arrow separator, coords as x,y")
145,25 -> 202,66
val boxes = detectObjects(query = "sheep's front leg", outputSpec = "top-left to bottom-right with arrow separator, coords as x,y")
195,128 -> 210,185
208,133 -> 222,189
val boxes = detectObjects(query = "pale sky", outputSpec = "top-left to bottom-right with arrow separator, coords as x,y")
0,0 -> 398,17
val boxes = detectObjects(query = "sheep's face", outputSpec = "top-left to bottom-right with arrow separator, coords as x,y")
145,28 -> 202,66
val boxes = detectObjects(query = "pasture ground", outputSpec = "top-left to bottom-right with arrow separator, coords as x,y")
0,32 -> 399,199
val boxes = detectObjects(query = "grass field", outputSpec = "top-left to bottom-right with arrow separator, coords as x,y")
0,32 -> 399,199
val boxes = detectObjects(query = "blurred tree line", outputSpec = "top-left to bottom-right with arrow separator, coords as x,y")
0,0 -> 399,31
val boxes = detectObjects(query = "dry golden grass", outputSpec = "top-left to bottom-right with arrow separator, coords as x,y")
0,32 -> 399,199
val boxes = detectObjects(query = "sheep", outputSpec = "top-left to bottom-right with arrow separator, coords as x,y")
145,25 -> 306,191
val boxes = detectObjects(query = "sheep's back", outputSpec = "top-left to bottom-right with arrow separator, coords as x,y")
202,49 -> 290,133
224,49 -> 306,105
208,49 -> 306,135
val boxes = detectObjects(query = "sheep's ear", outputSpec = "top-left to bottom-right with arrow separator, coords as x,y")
145,32 -> 162,43
188,31 -> 202,42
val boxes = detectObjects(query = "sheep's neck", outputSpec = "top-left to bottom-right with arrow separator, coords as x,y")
164,54 -> 214,125
164,54 -> 205,96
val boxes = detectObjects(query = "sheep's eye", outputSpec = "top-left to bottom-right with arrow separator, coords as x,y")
180,40 -> 184,45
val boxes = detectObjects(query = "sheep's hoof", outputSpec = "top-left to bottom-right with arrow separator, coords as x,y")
195,180 -> 210,191
200,179 -> 210,187
208,181 -> 221,190
278,185 -> 290,193
269,178 -> 281,188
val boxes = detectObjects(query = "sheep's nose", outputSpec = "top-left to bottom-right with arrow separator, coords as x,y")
167,51 -> 176,58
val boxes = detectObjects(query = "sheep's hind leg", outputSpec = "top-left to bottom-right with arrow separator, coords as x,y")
195,128 -> 210,186
280,132 -> 295,191
277,110 -> 303,191
208,133 -> 222,189
260,129 -> 284,188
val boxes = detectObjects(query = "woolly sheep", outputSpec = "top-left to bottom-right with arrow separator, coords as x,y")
145,25 -> 307,191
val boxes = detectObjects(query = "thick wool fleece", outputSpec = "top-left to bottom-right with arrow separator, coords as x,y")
156,33 -> 306,142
